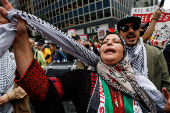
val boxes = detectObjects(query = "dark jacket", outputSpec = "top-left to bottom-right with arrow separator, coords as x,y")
145,44 -> 170,92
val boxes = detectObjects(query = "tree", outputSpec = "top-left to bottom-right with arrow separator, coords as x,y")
32,14 -> 49,41
39,13 -> 49,22
144,1 -> 150,7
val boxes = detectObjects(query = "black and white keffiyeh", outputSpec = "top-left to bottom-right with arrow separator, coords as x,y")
0,9 -> 99,69
0,51 -> 16,113
126,37 -> 148,77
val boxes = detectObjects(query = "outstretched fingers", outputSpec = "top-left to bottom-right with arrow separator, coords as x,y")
1,0 -> 13,10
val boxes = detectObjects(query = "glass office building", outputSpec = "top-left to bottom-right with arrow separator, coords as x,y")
33,0 -> 140,38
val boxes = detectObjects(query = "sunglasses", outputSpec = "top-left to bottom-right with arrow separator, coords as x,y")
120,24 -> 140,32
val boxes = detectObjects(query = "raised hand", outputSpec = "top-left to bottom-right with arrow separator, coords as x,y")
162,87 -> 170,113
0,0 -> 33,77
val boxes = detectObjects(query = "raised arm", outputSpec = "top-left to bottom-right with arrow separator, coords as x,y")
142,6 -> 161,43
0,0 -> 33,78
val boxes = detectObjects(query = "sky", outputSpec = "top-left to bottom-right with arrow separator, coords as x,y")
158,0 -> 170,9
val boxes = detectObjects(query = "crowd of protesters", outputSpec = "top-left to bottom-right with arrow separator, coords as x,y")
0,0 -> 170,113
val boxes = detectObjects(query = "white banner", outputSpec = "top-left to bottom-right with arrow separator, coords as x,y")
131,6 -> 170,48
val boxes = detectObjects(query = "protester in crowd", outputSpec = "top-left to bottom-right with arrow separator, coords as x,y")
85,40 -> 100,56
37,39 -> 51,65
71,34 -> 86,70
94,42 -> 100,52
117,15 -> 170,92
140,7 -> 162,43
49,43 -> 67,62
0,51 -> 30,113
163,40 -> 170,75
29,38 -> 46,69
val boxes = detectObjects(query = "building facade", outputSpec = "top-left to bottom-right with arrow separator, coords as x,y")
19,0 -> 34,14
8,0 -> 21,9
33,0 -> 137,39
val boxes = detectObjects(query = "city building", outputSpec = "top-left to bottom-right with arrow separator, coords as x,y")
19,0 -> 33,14
136,0 -> 158,7
33,0 -> 138,39
8,0 -> 21,9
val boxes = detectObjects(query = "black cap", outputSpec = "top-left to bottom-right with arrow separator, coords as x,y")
140,22 -> 149,28
72,34 -> 80,40
37,39 -> 45,45
117,16 -> 141,31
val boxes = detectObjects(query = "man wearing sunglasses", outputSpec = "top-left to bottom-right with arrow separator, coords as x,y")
117,16 -> 170,93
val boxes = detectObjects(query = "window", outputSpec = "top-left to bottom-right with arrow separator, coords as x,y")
56,9 -> 59,15
79,16 -> 84,23
59,0 -> 62,6
53,17 -> 57,23
39,4 -> 41,9
57,16 -> 60,21
54,24 -> 57,27
64,5 -> 68,12
46,13 -> 49,18
84,6 -> 89,13
97,10 -> 103,19
73,1 -> 77,9
66,20 -> 69,27
78,8 -> 83,15
45,1 -> 47,6
83,0 -> 88,5
78,0 -> 82,8
49,5 -> 52,12
91,12 -> 96,21
48,0 -> 51,5
53,10 -> 56,17
62,21 -> 65,28
74,17 -> 79,25
90,4 -> 95,12
104,8 -> 111,17
42,2 -> 44,8
63,0 -> 67,5
69,11 -> 73,18
60,7 -> 63,14
85,14 -> 90,22
68,4 -> 72,11
73,9 -> 78,17
89,0 -> 94,3
51,0 -> 54,3
103,0 -> 110,8
70,19 -> 73,26
65,13 -> 68,19
96,1 -> 102,10
49,11 -> 53,18
58,23 -> 61,29
50,19 -> 53,24
67,0 -> 71,3
61,14 -> 64,21
52,3 -> 55,10
112,9 -> 115,17
55,2 -> 58,8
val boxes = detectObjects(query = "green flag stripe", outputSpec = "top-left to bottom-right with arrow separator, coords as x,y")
100,77 -> 114,113
123,95 -> 134,113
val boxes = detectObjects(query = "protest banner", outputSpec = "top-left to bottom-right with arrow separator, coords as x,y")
79,35 -> 88,45
67,29 -> 75,36
131,6 -> 170,48
98,27 -> 106,39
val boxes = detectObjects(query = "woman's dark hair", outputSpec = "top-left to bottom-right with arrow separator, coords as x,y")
102,32 -> 125,48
